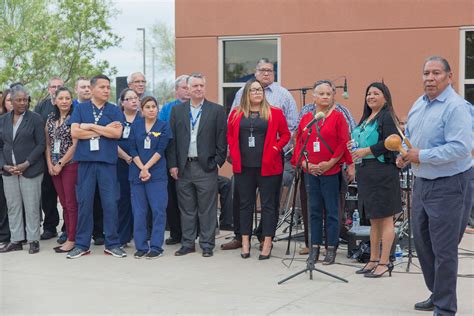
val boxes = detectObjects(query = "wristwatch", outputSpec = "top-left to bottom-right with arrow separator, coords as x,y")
58,161 -> 62,166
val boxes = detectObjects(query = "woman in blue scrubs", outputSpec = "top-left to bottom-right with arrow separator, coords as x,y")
117,88 -> 140,247
129,96 -> 171,259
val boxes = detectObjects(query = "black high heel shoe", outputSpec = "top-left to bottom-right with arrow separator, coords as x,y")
364,262 -> 394,278
355,260 -> 379,274
258,243 -> 273,260
241,243 -> 251,259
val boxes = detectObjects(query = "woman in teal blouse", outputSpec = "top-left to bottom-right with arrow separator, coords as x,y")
350,82 -> 402,278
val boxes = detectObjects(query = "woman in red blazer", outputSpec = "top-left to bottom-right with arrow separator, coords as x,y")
228,79 -> 290,260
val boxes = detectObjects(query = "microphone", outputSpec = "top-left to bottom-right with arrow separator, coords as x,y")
303,111 -> 326,132
342,77 -> 349,99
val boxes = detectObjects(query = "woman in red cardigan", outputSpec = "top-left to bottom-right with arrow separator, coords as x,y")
228,79 -> 290,260
293,80 -> 352,265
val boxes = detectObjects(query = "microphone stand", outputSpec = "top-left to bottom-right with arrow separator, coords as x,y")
288,87 -> 312,107
401,168 -> 419,272
278,126 -> 348,285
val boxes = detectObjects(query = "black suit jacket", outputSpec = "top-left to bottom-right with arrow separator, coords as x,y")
167,99 -> 227,176
0,110 -> 46,177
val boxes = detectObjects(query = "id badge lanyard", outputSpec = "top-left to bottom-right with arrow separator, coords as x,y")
248,112 -> 258,148
144,132 -> 152,149
90,104 -> 104,151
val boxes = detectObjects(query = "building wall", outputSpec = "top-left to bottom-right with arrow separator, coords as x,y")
175,0 -> 474,175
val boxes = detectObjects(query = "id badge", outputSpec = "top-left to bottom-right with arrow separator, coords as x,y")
144,137 -> 151,149
90,138 -> 99,151
313,141 -> 320,152
53,140 -> 61,154
248,136 -> 255,148
122,126 -> 130,139
190,133 -> 197,143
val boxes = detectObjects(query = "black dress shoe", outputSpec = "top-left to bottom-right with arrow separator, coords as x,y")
414,295 -> 434,311
29,241 -> 40,254
174,246 -> 196,256
93,236 -> 105,246
165,237 -> 180,245
202,249 -> 213,257
40,230 -> 58,240
57,232 -> 67,245
0,242 -> 23,253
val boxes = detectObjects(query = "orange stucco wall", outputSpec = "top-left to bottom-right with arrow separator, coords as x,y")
175,0 -> 474,176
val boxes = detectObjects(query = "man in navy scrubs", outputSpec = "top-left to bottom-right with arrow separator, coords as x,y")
66,75 -> 126,259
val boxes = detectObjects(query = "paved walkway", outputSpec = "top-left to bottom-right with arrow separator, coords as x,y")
1,230 -> 473,315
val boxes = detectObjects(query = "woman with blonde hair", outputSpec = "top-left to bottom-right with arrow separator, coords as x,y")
227,78 -> 290,260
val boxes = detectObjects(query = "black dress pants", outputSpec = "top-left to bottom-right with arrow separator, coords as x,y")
235,167 -> 280,237
41,171 -> 59,233
0,176 -> 10,242
218,176 -> 233,227
231,179 -> 241,241
165,173 -> 181,240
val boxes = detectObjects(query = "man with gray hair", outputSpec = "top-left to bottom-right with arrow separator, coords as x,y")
158,75 -> 190,123
159,74 -> 190,245
128,72 -> 152,100
398,56 -> 472,315
167,73 -> 227,257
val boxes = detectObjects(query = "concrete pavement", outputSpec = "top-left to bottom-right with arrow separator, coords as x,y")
1,230 -> 473,315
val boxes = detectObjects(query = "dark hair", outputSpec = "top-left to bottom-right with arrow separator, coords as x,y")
140,96 -> 158,108
90,74 -> 110,86
119,88 -> 135,102
118,88 -> 137,111
424,56 -> 451,72
52,87 -> 74,121
0,89 -> 10,115
358,82 -> 396,125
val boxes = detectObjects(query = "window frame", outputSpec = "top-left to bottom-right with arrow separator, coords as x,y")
217,35 -> 281,105
459,27 -> 474,98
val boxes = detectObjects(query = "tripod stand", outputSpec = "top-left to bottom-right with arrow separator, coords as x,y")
399,168 -> 420,272
278,125 -> 348,284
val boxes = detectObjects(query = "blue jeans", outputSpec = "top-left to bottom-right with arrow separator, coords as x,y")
131,180 -> 167,253
305,173 -> 339,247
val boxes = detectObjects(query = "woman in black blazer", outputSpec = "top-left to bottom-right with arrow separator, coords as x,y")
0,85 -> 45,254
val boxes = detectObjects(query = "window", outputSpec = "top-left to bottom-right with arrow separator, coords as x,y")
460,28 -> 474,104
218,36 -> 280,115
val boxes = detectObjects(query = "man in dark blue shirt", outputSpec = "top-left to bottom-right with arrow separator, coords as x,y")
66,75 -> 125,259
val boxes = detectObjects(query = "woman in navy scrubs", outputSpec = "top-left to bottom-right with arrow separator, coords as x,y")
117,88 -> 140,247
129,96 -> 171,259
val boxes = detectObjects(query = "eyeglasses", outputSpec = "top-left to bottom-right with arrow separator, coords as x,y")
49,85 -> 62,89
14,98 -> 28,103
124,96 -> 139,101
249,88 -> 264,94
132,80 -> 146,84
257,68 -> 274,74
